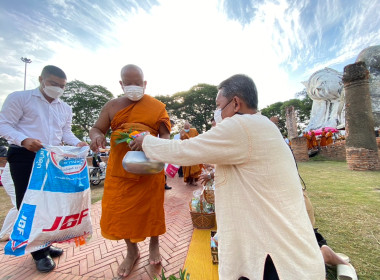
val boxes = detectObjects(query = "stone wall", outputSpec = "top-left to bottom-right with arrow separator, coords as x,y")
318,137 -> 380,163
319,141 -> 347,161
346,147 -> 380,170
291,137 -> 309,162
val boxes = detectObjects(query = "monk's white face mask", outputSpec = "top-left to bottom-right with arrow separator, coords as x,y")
123,85 -> 144,101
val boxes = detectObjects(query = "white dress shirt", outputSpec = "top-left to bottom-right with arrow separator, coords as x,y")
0,88 -> 80,147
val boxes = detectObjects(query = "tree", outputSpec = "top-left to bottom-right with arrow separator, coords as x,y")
0,137 -> 8,147
61,80 -> 114,141
156,84 -> 218,132
260,90 -> 312,135
261,101 -> 286,134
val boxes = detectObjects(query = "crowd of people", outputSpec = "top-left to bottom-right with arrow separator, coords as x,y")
303,128 -> 336,150
0,64 -> 358,279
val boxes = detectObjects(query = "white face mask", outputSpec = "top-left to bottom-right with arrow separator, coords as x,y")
44,86 -> 64,99
123,85 -> 144,101
214,109 -> 222,124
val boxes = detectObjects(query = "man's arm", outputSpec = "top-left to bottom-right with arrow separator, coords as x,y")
0,92 -> 29,146
133,117 -> 250,166
89,102 -> 112,152
62,106 -> 84,146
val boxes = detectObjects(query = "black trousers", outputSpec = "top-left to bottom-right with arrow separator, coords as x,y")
7,146 -> 50,260
238,255 -> 279,280
178,166 -> 183,177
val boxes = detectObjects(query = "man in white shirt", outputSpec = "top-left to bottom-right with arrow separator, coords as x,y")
0,65 -> 87,273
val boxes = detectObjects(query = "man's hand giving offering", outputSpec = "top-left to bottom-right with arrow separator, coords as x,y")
129,132 -> 150,151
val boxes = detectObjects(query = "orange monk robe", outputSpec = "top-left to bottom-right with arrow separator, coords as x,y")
180,128 -> 202,183
326,131 -> 333,145
101,95 -> 171,242
320,131 -> 327,147
304,133 -> 313,149
311,132 -> 318,148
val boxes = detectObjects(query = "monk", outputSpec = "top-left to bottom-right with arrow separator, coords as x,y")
89,64 -> 171,277
326,129 -> 334,145
304,131 -> 313,150
311,130 -> 318,149
320,128 -> 327,147
180,121 -> 202,186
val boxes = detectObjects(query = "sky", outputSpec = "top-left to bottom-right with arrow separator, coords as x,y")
0,0 -> 379,110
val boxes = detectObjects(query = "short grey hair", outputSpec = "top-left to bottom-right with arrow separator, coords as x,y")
120,64 -> 144,79
41,65 -> 66,79
217,74 -> 258,109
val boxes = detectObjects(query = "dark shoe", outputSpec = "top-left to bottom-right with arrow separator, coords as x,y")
164,185 -> 172,190
34,256 -> 56,273
49,246 -> 63,258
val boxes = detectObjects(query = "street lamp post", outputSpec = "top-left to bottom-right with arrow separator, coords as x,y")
21,57 -> 32,90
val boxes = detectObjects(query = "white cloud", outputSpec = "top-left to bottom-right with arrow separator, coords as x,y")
1,0 -> 379,111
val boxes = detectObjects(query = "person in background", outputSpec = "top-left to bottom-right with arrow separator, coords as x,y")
131,74 -> 325,280
92,152 -> 102,168
180,121 -> 202,186
171,120 -> 183,178
89,64 -> 171,277
283,135 -> 290,146
311,130 -> 318,149
304,131 -> 313,150
326,129 -> 334,145
0,65 -> 88,273
320,128 -> 327,147
0,163 -> 17,242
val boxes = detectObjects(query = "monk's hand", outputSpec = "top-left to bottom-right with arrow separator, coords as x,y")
21,138 -> 43,152
90,135 -> 106,152
76,141 -> 88,147
129,132 -> 150,151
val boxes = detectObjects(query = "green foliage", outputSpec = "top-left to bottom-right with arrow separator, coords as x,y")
260,90 -> 312,136
156,84 -> 218,132
260,101 -> 286,133
154,268 -> 190,280
61,80 -> 114,140
115,129 -> 142,144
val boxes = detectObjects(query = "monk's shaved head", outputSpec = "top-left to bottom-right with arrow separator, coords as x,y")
119,64 -> 146,88
184,122 -> 190,129
120,64 -> 144,80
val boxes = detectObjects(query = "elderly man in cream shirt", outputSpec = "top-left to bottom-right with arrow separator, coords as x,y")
131,74 -> 325,280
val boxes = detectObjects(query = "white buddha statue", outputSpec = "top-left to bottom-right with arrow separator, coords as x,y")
303,68 -> 345,131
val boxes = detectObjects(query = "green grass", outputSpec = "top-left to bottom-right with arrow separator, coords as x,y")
298,161 -> 380,280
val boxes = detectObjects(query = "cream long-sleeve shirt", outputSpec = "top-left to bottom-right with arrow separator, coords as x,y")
143,114 -> 325,280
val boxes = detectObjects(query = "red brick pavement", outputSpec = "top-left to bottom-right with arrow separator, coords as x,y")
0,175 -> 198,280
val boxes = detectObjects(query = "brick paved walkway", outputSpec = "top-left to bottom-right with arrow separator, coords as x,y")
0,175 -> 197,280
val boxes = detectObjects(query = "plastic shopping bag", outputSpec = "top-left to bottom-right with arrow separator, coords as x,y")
5,145 -> 92,256
165,163 -> 180,178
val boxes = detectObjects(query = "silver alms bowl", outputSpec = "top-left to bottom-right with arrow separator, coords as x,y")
122,151 -> 164,174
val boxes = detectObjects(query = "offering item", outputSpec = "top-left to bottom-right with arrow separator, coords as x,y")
122,151 -> 165,174
117,130 -> 165,174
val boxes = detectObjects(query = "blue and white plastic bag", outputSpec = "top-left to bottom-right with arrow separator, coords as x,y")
5,145 -> 92,256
